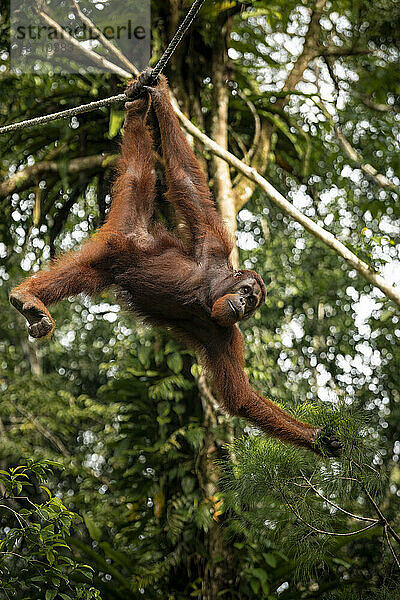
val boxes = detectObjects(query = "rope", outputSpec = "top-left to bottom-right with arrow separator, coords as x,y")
0,0 -> 206,136
152,0 -> 205,79
0,94 -> 128,135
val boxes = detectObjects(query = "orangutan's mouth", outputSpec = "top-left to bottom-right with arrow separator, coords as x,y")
228,299 -> 239,319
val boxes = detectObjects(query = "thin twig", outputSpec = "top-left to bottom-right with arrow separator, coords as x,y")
230,127 -> 248,159
351,459 -> 400,546
10,401 -> 70,458
284,495 -> 378,537
300,472 -> 378,523
320,47 -> 372,57
233,90 -> 261,186
384,525 -> 400,570
35,5 -> 131,79
69,0 -> 138,75
0,551 -> 48,566
0,504 -> 26,528
236,90 -> 261,164
321,56 -> 395,190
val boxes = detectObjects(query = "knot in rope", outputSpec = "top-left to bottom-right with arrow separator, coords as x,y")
125,68 -> 159,99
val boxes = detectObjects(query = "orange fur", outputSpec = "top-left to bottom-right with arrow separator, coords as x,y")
10,72 -> 340,456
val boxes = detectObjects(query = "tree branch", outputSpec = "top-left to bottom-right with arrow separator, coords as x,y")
358,95 -> 398,113
235,0 -> 328,208
350,460 -> 400,546
300,472 -> 378,524
35,4 -> 132,79
172,96 -> 400,307
321,57 -> 396,190
0,154 -> 115,198
282,490 -> 378,537
279,0 -> 328,104
320,47 -> 372,57
69,0 -> 139,76
236,90 -> 261,165
234,120 -> 272,211
10,400 -> 70,458
232,90 -> 261,188
334,125 -> 396,189
385,526 -> 400,569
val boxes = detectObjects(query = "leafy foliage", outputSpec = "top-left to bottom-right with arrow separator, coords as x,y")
0,0 -> 400,598
221,402 -> 385,572
0,461 -> 101,600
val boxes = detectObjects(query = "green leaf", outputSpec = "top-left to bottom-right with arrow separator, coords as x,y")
138,345 -> 152,368
263,553 -> 277,568
108,109 -> 125,138
167,352 -> 183,374
250,579 -> 260,594
248,567 -> 268,584
40,485 -> 52,500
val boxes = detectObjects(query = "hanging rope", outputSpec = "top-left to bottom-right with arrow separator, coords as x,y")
0,0 -> 206,136
152,0 -> 205,79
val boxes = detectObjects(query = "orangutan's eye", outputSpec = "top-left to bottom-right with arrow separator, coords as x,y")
241,286 -> 251,294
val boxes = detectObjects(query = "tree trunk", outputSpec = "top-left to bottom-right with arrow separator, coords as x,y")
21,338 -> 42,377
202,15 -> 239,600
199,384 -> 236,600
210,19 -> 238,268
